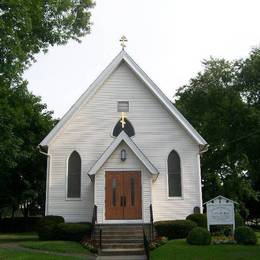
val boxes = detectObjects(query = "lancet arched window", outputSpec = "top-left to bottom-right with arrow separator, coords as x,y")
112,119 -> 135,137
168,150 -> 182,197
67,151 -> 81,198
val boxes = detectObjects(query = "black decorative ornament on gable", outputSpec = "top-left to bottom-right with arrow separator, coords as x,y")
112,119 -> 135,137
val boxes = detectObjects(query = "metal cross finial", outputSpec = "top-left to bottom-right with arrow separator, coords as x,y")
120,35 -> 128,49
120,112 -> 127,128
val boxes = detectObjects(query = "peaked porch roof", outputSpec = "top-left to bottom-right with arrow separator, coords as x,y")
39,49 -> 207,150
87,131 -> 159,178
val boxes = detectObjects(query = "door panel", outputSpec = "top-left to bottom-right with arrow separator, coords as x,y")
105,172 -> 124,219
124,172 -> 142,219
105,171 -> 142,220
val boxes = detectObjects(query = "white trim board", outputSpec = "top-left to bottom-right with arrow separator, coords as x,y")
88,131 -> 159,177
39,50 -> 207,148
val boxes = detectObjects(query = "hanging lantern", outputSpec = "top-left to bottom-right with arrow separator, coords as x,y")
121,149 -> 127,161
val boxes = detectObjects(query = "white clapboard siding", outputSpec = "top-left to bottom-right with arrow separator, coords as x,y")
47,61 -> 201,222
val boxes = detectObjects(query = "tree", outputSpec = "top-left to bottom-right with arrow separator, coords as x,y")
1,0 -> 95,87
174,57 -> 259,217
0,0 -> 94,216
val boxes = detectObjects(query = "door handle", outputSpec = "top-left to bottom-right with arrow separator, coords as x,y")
124,196 -> 126,207
120,196 -> 123,207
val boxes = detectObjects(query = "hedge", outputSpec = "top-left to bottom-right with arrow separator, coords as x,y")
154,220 -> 197,239
37,215 -> 65,240
56,223 -> 92,241
234,226 -> 257,245
0,217 -> 41,233
186,214 -> 207,228
187,227 -> 211,245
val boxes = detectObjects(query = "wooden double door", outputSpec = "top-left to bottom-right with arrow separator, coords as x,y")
105,171 -> 142,220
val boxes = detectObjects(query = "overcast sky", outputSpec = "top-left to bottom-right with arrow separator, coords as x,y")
24,0 -> 260,118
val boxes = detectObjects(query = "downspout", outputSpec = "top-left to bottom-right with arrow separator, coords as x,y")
38,145 -> 50,216
198,144 -> 209,212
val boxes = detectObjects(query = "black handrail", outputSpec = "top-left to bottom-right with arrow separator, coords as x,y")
99,228 -> 102,252
150,204 -> 154,241
143,226 -> 150,260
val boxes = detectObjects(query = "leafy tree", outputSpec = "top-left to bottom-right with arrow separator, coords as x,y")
0,0 -> 94,216
1,0 -> 95,86
174,57 -> 260,217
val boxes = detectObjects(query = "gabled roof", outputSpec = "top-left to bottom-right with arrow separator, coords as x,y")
203,195 -> 239,205
87,131 -> 159,176
39,49 -> 207,148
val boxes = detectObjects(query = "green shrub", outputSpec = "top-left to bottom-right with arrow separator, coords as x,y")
56,223 -> 92,241
234,226 -> 257,245
37,215 -> 65,240
187,227 -> 211,245
235,212 -> 244,227
186,214 -> 207,228
154,220 -> 197,239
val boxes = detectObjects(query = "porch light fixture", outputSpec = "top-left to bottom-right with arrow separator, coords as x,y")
121,149 -> 127,161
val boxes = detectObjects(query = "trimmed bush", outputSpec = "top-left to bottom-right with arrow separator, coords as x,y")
186,214 -> 207,228
56,223 -> 92,241
37,215 -> 65,240
234,226 -> 257,245
187,227 -> 211,245
154,220 -> 197,239
0,217 -> 41,233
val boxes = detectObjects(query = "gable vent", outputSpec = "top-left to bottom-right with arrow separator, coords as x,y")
118,101 -> 129,112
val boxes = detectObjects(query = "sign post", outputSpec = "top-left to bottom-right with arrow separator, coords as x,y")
204,196 -> 238,233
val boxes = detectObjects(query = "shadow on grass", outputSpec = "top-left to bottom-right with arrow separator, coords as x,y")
0,233 -> 38,244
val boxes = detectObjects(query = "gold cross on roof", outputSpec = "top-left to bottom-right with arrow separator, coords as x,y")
120,35 -> 128,49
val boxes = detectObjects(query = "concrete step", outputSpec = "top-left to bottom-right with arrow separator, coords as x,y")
102,242 -> 144,249
101,238 -> 143,243
97,255 -> 147,260
100,248 -> 145,256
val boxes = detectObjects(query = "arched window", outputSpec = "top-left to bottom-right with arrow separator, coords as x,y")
67,151 -> 81,198
112,119 -> 135,137
168,150 -> 182,197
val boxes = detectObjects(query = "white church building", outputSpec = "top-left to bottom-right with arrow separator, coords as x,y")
39,43 -> 208,227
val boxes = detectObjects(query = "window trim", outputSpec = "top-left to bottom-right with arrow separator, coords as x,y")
166,149 -> 184,200
65,150 -> 82,201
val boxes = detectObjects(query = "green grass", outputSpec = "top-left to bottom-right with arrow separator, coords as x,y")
21,240 -> 90,254
0,232 -> 92,259
0,248 -> 79,259
151,234 -> 260,260
0,232 -> 38,243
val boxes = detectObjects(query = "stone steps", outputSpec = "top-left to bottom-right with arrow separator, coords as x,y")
95,224 -> 146,257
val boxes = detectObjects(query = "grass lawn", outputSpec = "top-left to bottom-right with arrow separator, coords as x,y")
0,248 -> 80,259
21,240 -> 90,254
151,232 -> 260,260
0,232 -> 38,243
0,232 -> 93,259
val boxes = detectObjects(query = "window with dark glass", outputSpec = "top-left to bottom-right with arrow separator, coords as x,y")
131,177 -> 135,206
67,151 -> 81,198
112,119 -> 135,137
112,178 -> 116,206
168,150 -> 182,197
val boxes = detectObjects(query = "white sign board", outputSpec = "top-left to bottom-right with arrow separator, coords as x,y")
204,196 -> 237,231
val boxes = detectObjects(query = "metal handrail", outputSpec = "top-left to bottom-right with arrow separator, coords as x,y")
99,228 -> 102,252
143,226 -> 150,260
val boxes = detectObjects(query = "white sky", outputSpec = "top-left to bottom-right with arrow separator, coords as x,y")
24,0 -> 260,118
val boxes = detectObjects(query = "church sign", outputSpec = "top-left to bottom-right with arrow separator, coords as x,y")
204,196 -> 238,231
